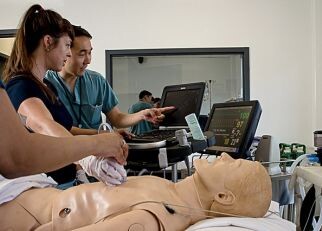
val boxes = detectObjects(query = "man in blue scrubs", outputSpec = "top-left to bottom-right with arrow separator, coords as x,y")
46,26 -> 170,135
128,90 -> 154,135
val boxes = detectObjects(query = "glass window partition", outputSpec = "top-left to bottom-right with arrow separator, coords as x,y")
105,47 -> 249,116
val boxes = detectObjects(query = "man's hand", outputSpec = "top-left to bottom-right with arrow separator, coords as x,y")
141,106 -> 176,124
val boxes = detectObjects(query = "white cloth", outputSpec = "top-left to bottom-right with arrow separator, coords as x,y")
0,174 -> 57,205
186,201 -> 296,231
290,166 -> 322,190
79,156 -> 127,186
76,169 -> 90,184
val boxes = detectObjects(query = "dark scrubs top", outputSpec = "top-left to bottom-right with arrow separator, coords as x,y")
0,80 -> 4,88
6,75 -> 76,184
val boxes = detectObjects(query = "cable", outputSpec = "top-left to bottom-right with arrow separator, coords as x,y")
303,196 -> 318,231
97,197 -> 277,224
263,210 -> 280,218
98,122 -> 113,134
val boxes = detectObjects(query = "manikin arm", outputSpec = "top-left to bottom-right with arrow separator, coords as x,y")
72,210 -> 161,231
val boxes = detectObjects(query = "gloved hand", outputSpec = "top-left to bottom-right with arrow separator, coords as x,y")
79,156 -> 127,186
75,169 -> 90,184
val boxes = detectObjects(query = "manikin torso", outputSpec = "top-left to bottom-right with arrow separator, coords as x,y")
16,175 -> 211,231
3,156 -> 271,231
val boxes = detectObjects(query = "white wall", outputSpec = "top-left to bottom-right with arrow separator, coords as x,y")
0,0 -> 320,149
316,0 -> 322,131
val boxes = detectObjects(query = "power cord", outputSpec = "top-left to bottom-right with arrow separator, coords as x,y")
303,196 -> 318,231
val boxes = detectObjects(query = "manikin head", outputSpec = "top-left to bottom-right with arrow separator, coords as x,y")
62,25 -> 92,77
194,153 -> 272,218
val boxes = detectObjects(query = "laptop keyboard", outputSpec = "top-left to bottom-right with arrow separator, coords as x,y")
136,130 -> 176,140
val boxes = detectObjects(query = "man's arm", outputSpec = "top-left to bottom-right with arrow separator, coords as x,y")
107,106 -> 146,128
106,106 -> 175,129
0,89 -> 127,178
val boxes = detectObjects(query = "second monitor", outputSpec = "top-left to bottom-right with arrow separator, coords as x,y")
203,100 -> 262,159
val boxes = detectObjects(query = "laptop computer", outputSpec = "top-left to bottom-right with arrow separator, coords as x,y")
127,82 -> 206,149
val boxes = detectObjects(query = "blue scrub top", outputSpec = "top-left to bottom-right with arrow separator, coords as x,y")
46,70 -> 119,129
0,80 -> 4,89
128,101 -> 153,135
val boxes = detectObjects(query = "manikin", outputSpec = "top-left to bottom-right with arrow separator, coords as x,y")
0,153 -> 272,230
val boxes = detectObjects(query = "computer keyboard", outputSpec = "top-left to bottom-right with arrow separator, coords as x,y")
136,130 -> 176,140
124,130 -> 179,147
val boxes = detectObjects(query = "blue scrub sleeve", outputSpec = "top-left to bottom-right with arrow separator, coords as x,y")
102,80 -> 119,113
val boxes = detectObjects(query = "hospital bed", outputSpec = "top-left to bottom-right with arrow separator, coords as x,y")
290,154 -> 322,231
186,201 -> 296,231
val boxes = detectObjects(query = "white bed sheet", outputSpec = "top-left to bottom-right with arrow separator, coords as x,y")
186,201 -> 296,231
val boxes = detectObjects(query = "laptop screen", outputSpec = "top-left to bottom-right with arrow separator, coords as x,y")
160,82 -> 205,127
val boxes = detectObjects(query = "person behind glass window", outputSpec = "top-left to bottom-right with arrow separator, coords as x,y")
128,90 -> 155,135
153,97 -> 161,108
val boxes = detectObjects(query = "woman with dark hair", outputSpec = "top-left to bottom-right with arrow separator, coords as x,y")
0,4 -> 128,223
2,4 -> 127,187
3,4 -> 79,186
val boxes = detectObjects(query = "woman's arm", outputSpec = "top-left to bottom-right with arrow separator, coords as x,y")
18,97 -> 72,137
19,98 -> 99,137
70,126 -> 97,135
0,89 -> 127,178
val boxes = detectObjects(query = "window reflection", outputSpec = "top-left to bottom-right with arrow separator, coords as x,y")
0,30 -> 16,79
110,52 -> 247,115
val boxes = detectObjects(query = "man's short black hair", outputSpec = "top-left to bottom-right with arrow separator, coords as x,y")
153,97 -> 161,103
139,90 -> 152,99
72,25 -> 92,39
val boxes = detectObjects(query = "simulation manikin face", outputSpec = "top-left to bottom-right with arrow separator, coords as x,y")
194,153 -> 272,218
46,35 -> 72,72
64,36 -> 92,77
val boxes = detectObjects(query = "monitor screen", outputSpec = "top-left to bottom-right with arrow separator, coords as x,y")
160,82 -> 205,126
205,100 -> 262,159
